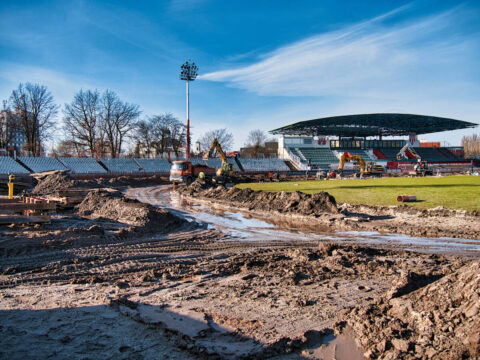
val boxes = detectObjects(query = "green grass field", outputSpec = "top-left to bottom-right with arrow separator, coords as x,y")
236,175 -> 480,212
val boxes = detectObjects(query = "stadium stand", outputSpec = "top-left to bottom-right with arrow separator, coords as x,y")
436,148 -> 458,160
239,158 -> 290,172
296,148 -> 338,164
100,158 -> 142,173
18,157 -> 68,172
336,149 -> 375,160
373,148 -> 403,161
134,158 -> 171,173
58,157 -> 107,174
0,157 -> 30,174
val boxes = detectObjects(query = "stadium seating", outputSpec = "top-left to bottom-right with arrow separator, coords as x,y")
239,158 -> 290,172
134,158 -> 171,173
374,148 -> 403,161
18,157 -> 68,172
0,157 -> 30,174
337,149 -> 375,160
436,148 -> 458,160
58,157 -> 107,174
100,158 -> 142,173
296,148 -> 338,165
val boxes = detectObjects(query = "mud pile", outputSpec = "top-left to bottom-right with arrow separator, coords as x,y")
77,189 -> 186,231
182,181 -> 338,215
340,261 -> 480,359
31,173 -> 77,195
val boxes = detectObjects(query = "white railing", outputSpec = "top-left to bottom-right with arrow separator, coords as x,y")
287,150 -> 307,170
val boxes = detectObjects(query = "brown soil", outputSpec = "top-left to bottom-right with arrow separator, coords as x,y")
1,182 -> 479,359
179,180 -> 480,241
182,179 -> 338,215
339,261 -> 480,359
76,189 -> 185,231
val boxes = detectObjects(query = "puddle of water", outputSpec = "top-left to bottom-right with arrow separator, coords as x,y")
131,186 -> 480,258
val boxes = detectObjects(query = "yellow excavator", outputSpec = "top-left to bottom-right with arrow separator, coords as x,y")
203,138 -> 243,178
338,152 -> 384,177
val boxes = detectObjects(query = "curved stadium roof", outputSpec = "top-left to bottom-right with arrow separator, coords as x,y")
270,113 -> 477,137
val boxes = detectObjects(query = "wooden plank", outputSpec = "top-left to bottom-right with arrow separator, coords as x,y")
0,215 -> 50,224
0,198 -> 21,204
0,202 -> 57,211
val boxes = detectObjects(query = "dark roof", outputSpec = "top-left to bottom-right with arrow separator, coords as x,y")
270,113 -> 477,137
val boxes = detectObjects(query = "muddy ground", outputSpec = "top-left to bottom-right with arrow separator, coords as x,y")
0,176 -> 479,359
180,179 -> 480,241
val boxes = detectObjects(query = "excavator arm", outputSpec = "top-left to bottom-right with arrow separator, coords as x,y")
339,152 -> 365,173
396,144 -> 421,160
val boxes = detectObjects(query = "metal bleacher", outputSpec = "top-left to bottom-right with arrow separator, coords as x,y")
337,149 -> 375,160
18,156 -> 68,172
374,148 -> 403,161
100,158 -> 142,173
297,148 -> 338,165
58,157 -> 107,174
413,148 -> 451,162
0,157 -> 30,174
134,158 -> 171,173
239,158 -> 290,172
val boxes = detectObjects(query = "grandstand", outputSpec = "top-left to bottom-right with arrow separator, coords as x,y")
58,157 -> 107,174
100,158 -> 142,173
239,158 -> 290,172
0,157 -> 30,174
18,157 -> 68,173
134,158 -> 171,173
271,113 -> 477,170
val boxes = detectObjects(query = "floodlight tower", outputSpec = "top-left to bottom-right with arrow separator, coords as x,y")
180,60 -> 198,160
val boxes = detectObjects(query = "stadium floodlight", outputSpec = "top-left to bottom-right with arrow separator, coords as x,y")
180,61 -> 198,160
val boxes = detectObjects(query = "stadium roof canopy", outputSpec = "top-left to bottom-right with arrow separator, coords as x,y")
270,113 -> 477,137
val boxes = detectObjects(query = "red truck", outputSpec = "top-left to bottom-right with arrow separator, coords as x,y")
169,160 -> 216,185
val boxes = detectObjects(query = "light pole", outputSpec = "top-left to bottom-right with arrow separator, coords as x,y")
180,60 -> 198,159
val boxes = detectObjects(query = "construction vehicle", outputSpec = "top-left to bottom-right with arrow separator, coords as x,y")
396,144 -> 433,176
169,160 -> 216,185
203,138 -> 244,181
338,152 -> 384,177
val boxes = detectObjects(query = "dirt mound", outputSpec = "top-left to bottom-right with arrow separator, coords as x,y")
182,182 -> 338,215
77,189 -> 186,231
31,174 -> 77,195
339,261 -> 480,359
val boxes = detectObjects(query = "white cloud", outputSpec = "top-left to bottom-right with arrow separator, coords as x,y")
200,6 -> 480,102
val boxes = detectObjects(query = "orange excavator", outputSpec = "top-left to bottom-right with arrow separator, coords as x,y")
338,152 -> 384,177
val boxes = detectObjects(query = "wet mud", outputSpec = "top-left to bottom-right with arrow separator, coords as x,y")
0,180 -> 479,359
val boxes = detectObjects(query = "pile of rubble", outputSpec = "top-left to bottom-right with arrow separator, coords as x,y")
77,189 -> 186,231
339,261 -> 480,359
181,180 -> 338,215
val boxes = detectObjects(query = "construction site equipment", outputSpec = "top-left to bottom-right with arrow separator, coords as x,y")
204,138 -> 244,177
169,160 -> 216,185
338,152 -> 384,177
0,196 -> 56,224
397,195 -> 417,202
396,145 -> 433,176
8,174 -> 14,199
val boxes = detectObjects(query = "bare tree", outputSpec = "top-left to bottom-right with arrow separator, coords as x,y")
462,133 -> 480,158
100,90 -> 140,158
199,128 -> 234,155
49,139 -> 79,157
134,119 -> 154,157
9,83 -> 58,156
168,119 -> 186,157
246,129 -> 268,147
63,89 -> 100,157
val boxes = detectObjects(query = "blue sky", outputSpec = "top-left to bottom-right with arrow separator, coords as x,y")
1,0 -> 479,151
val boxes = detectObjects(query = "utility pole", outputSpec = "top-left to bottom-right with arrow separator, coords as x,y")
180,60 -> 198,159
